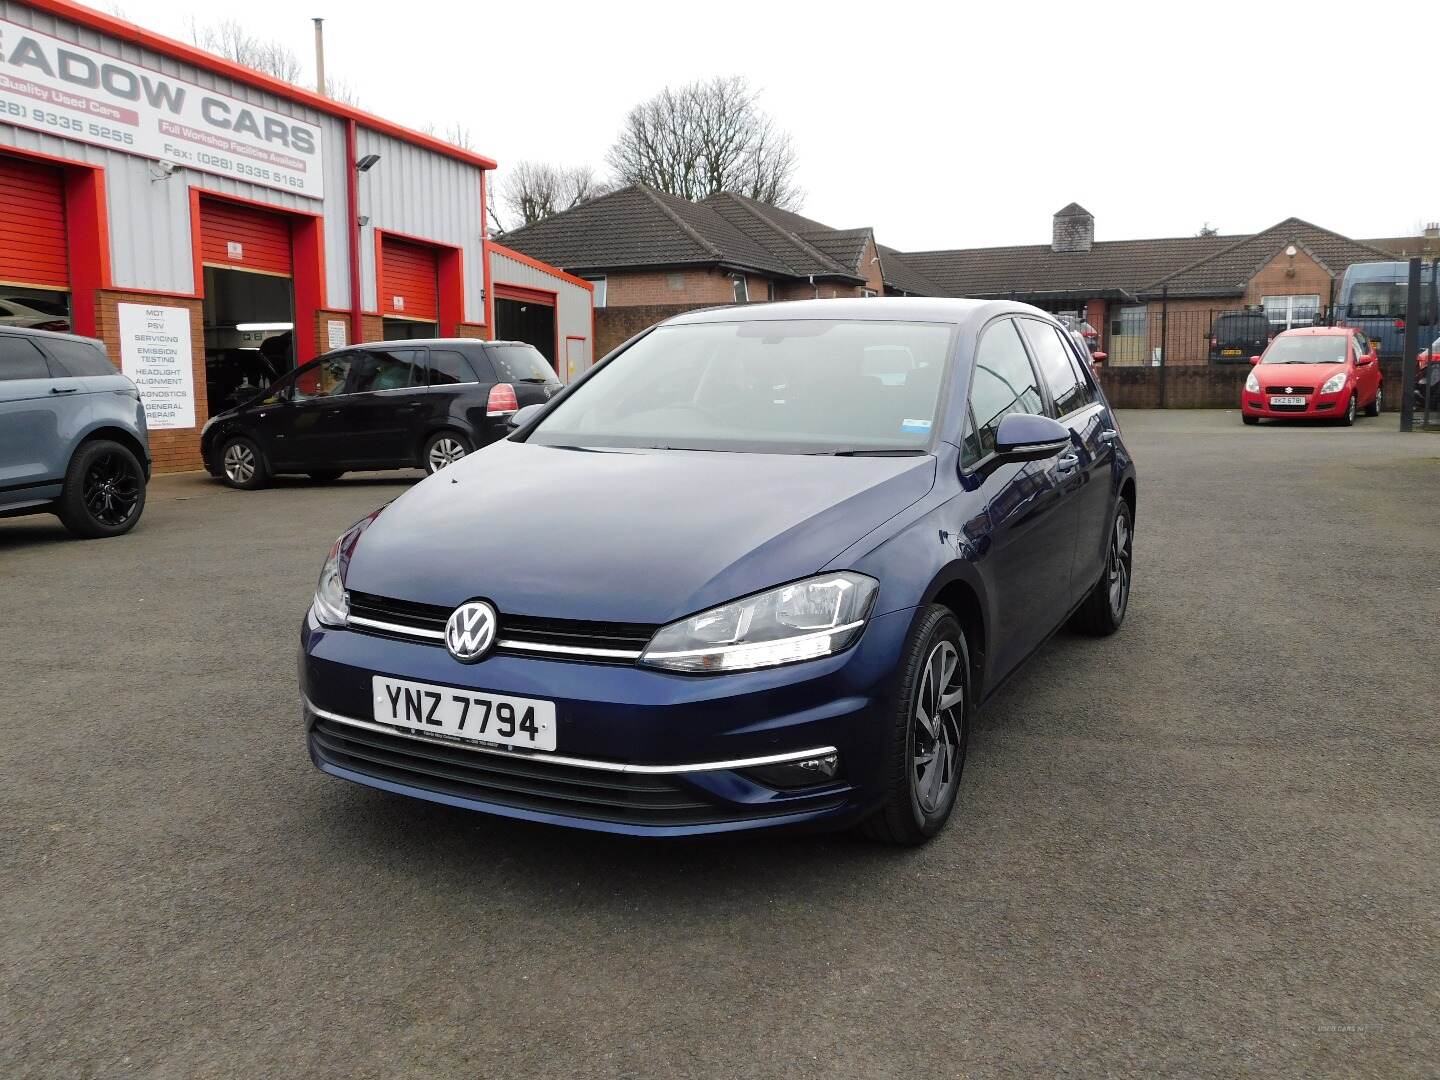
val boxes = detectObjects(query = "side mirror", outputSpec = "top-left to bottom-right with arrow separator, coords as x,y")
1249,356 -> 1262,366
993,413 -> 1071,463
1091,351 -> 1108,364
1356,354 -> 1375,367
506,402 -> 546,430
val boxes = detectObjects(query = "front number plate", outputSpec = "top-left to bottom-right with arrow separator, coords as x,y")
372,675 -> 556,751
1269,395 -> 1306,406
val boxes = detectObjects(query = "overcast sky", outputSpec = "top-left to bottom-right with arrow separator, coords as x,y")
115,0 -> 1438,251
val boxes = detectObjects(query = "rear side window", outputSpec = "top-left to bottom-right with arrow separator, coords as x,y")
489,345 -> 554,383
1019,320 -> 1090,416
41,338 -> 116,377
348,348 -> 422,393
428,349 -> 479,385
0,335 -> 50,381
1216,314 -> 1268,343
968,319 -> 1045,459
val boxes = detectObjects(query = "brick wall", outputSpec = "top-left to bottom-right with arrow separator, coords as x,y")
92,290 -> 206,475
605,268 -> 742,307
1243,248 -> 1334,310
594,302 -> 725,356
1095,359 -> 1403,411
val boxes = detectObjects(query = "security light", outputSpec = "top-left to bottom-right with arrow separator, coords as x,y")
356,154 -> 381,172
1285,244 -> 1297,258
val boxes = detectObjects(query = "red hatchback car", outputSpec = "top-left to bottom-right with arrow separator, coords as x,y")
1241,327 -> 1383,425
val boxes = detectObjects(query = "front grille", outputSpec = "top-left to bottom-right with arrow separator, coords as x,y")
1265,385 -> 1315,394
311,717 -> 840,826
1267,402 -> 1309,412
346,591 -> 656,662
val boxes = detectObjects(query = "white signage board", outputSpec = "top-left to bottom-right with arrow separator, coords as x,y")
0,20 -> 324,198
326,319 -> 348,351
117,303 -> 195,430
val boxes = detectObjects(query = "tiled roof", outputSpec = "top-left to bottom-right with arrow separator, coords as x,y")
798,227 -> 873,273
876,245 -> 945,296
699,192 -> 854,279
1145,219 -> 1396,297
899,235 -> 1239,300
498,184 -> 794,276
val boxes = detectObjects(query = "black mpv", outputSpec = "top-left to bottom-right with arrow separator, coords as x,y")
201,340 -> 561,488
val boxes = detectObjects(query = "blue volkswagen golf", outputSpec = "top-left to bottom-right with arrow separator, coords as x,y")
300,299 -> 1136,844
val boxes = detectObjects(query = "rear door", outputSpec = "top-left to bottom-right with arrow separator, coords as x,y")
1018,318 -> 1115,601
0,333 -> 70,500
337,347 -> 427,466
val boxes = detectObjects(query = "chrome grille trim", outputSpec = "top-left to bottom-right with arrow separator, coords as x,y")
305,698 -> 836,775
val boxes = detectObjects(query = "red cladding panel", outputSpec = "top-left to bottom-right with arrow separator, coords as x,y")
0,155 -> 69,289
199,199 -> 292,275
381,237 -> 439,320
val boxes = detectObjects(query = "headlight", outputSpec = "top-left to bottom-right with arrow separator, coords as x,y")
1321,371 -> 1347,394
640,572 -> 879,674
312,537 -> 349,627
310,508 -> 384,628
1245,370 -> 1260,393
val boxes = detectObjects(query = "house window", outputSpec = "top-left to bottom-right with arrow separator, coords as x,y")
732,276 -> 749,303
667,272 -> 685,291
582,276 -> 606,308
1261,294 -> 1321,330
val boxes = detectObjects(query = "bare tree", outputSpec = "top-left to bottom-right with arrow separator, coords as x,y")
1197,222 -> 1220,238
499,162 -> 612,229
607,76 -> 802,209
188,18 -> 302,83
324,77 -> 364,107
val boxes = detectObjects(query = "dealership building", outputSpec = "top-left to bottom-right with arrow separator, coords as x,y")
0,0 -> 594,471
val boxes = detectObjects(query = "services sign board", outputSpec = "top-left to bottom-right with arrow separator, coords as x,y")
0,19 -> 323,198
117,303 -> 196,430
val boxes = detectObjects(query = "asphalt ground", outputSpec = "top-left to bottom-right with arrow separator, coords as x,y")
2,409 -> 1437,1079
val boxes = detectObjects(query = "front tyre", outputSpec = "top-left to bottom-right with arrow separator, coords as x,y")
219,436 -> 268,489
1070,497 -> 1134,636
1340,393 -> 1357,426
56,439 -> 147,539
424,430 -> 472,475
859,606 -> 969,846
1242,414 -> 1259,425
1364,386 -> 1382,417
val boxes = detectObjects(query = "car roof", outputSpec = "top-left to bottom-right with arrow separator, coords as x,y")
0,325 -> 106,348
1274,326 -> 1349,336
350,338 -> 538,351
662,296 -> 1052,330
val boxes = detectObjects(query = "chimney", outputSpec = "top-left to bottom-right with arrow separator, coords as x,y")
1052,203 -> 1094,253
1425,221 -> 1439,239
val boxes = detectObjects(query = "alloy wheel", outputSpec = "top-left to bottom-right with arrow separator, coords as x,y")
912,639 -> 965,816
82,450 -> 141,527
428,437 -> 467,473
1347,395 -> 1356,423
223,442 -> 256,485
1108,511 -> 1133,619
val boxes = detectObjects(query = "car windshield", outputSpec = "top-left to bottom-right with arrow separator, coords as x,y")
491,345 -> 555,383
527,319 -> 955,454
1263,336 -> 1347,365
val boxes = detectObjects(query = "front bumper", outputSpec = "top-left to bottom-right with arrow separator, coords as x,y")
300,606 -> 916,837
1241,389 -> 1348,419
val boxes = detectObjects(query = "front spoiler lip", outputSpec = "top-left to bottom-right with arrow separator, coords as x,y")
304,697 -> 839,775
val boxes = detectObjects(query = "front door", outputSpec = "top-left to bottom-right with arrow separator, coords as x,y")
0,333 -> 66,500
964,317 -> 1081,679
336,347 -> 427,467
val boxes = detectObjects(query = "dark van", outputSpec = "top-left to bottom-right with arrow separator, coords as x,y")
200,339 -> 562,489
1210,311 -> 1272,363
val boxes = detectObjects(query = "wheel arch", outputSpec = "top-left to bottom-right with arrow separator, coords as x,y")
74,425 -> 150,479
922,566 -> 989,702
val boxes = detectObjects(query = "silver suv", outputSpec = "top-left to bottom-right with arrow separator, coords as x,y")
0,327 -> 151,538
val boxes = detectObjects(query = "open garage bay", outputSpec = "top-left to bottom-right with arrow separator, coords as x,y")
2,412 -> 1436,1078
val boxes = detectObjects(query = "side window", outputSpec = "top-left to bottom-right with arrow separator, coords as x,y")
40,339 -> 116,377
968,319 -> 1044,459
1019,319 -> 1088,416
347,348 -> 422,394
960,406 -> 983,468
1058,332 -> 1098,410
428,349 -> 479,385
1354,332 -> 1369,359
0,335 -> 51,381
294,352 -> 355,400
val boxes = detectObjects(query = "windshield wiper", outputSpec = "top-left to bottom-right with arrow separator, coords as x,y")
812,449 -> 928,457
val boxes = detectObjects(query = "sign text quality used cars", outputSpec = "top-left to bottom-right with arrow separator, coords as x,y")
0,20 -> 323,198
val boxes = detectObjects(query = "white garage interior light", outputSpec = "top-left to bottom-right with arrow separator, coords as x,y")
235,322 -> 294,332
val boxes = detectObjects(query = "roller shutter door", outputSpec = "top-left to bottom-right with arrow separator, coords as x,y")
381,238 -> 439,320
199,199 -> 292,276
0,155 -> 68,290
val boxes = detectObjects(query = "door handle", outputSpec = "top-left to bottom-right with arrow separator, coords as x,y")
1056,452 -> 1081,473
50,386 -> 78,394
1098,428 -> 1118,443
